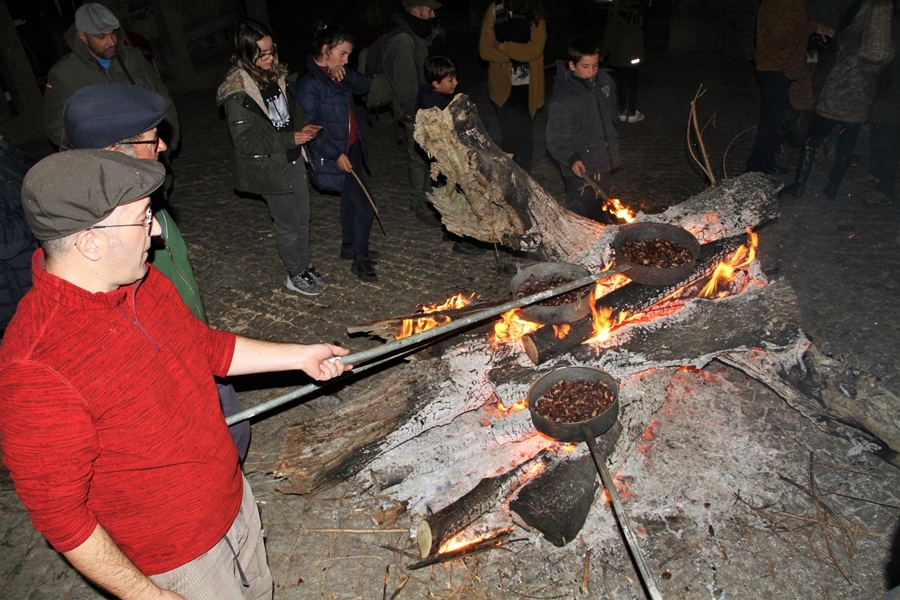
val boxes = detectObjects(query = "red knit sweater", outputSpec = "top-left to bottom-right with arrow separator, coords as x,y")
0,250 -> 242,575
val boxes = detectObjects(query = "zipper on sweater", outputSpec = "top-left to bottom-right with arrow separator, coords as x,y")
118,302 -> 161,352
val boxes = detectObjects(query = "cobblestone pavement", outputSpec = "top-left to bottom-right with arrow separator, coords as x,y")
2,37 -> 899,599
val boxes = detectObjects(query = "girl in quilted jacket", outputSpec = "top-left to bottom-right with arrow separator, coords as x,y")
296,22 -> 377,283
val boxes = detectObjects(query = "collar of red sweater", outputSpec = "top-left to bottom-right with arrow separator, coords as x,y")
31,248 -> 144,311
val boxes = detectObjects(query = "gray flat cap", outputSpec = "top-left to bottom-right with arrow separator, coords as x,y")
22,150 -> 164,241
75,3 -> 120,35
64,84 -> 166,149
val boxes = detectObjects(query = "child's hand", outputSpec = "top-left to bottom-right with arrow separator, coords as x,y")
571,161 -> 587,178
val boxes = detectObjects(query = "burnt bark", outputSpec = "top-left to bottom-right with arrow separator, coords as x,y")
522,235 -> 749,364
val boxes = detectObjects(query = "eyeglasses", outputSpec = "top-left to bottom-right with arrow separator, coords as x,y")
116,133 -> 160,147
256,44 -> 277,59
89,207 -> 154,232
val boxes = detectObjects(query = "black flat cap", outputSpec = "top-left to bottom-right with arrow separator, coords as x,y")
22,150 -> 165,241
63,84 -> 166,149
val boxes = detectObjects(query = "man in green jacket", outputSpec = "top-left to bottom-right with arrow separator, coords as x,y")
62,82 -> 251,463
43,3 -> 179,152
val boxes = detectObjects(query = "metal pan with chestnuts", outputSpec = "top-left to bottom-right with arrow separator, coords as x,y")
528,366 -> 620,443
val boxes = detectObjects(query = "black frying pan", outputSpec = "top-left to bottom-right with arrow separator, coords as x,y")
613,222 -> 700,287
528,367 -> 663,600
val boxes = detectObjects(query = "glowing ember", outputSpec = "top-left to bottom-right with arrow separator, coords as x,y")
398,293 -> 475,339
699,230 -> 758,298
497,398 -> 528,412
439,533 -> 486,554
603,197 -> 637,222
492,309 -> 541,346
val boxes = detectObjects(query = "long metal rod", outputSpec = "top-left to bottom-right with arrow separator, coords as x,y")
226,264 -> 631,425
583,428 -> 663,600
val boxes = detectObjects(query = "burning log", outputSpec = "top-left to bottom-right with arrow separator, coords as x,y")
414,94 -> 781,263
407,529 -> 513,570
416,452 -> 549,558
522,234 -> 749,365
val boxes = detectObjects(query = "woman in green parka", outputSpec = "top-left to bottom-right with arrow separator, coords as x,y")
600,0 -> 646,123
216,20 -> 326,296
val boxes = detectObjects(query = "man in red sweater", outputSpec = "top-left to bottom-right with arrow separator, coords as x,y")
0,150 -> 350,599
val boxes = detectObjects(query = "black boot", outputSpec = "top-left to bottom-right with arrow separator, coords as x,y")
823,139 -> 854,200
782,145 -> 817,199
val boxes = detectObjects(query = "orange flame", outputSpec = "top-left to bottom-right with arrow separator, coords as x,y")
497,398 -> 528,412
603,197 -> 636,223
698,230 -> 759,298
492,309 -> 541,346
398,292 -> 475,339
584,305 -> 629,344
553,324 -> 571,339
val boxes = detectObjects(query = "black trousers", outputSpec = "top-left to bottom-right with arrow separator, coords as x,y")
746,70 -> 792,173
494,84 -> 534,173
613,65 -> 640,115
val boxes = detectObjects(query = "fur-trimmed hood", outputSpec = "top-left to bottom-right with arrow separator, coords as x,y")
216,67 -> 286,113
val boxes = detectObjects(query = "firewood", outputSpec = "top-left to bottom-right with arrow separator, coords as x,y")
408,529 -> 513,570
416,453 -> 548,558
522,235 -> 748,365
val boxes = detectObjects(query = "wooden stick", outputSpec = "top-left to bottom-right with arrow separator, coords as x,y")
389,576 -> 410,600
817,488 -> 900,510
580,549 -> 591,595
303,528 -> 408,534
349,167 -> 386,235
407,530 -> 513,570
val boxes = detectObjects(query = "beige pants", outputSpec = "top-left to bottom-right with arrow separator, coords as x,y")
148,476 -> 273,599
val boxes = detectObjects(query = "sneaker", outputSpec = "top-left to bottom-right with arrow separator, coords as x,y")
285,269 -> 324,296
351,258 -> 378,283
340,247 -> 380,262
305,264 -> 327,289
626,111 -> 645,123
617,112 -> 628,122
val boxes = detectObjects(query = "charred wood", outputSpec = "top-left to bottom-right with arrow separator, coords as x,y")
416,452 -> 549,558
509,435 -> 617,547
522,234 -> 749,364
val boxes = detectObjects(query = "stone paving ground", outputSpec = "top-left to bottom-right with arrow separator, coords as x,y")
2,25 -> 900,600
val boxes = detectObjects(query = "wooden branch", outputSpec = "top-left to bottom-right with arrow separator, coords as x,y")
687,85 -> 716,185
347,296 -> 509,337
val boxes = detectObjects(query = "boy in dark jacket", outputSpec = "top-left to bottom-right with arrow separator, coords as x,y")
417,55 -> 458,110
546,37 -> 620,223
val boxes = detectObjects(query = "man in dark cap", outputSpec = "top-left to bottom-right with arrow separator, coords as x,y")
63,82 -> 252,463
0,150 -> 349,598
43,3 -> 179,151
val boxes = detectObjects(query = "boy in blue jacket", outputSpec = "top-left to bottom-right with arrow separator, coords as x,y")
546,37 -> 620,223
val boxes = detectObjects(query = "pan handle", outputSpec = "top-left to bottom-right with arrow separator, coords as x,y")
581,424 -> 664,600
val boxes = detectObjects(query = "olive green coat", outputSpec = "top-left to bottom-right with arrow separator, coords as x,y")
216,68 -> 309,196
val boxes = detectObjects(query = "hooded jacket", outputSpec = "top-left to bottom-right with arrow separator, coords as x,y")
216,67 -> 309,196
43,25 -> 179,149
295,56 -> 369,193
546,61 -> 620,175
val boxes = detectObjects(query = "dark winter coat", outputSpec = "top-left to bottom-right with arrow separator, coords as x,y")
546,61 -> 620,175
382,12 -> 430,120
816,2 -> 895,123
295,56 -> 370,193
599,0 -> 645,68
0,141 -> 37,334
43,25 -> 179,149
216,68 -> 309,196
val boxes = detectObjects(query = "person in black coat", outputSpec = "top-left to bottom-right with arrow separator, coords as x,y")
0,138 -> 38,336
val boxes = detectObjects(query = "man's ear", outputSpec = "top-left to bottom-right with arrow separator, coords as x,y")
73,230 -> 105,262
